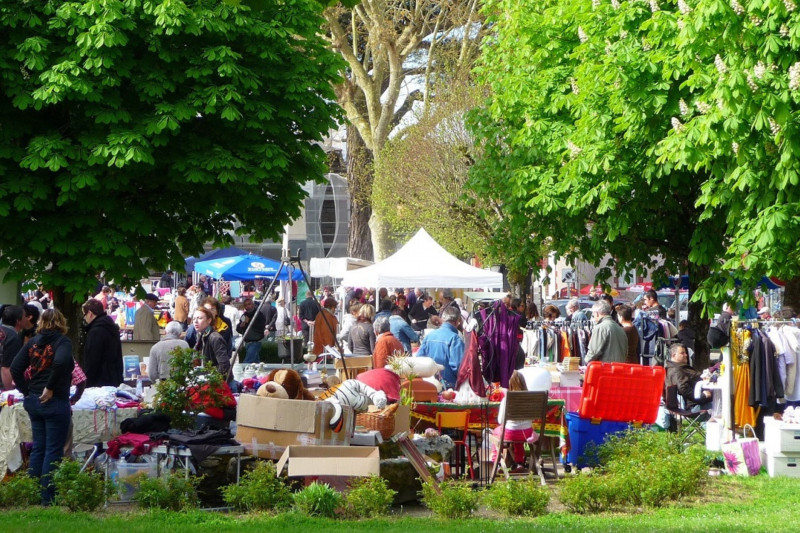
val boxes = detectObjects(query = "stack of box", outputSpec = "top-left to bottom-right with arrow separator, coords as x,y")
567,362 -> 665,468
764,417 -> 800,477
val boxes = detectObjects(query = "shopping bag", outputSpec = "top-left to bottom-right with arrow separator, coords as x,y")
722,425 -> 761,476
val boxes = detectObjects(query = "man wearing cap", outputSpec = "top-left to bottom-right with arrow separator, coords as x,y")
133,293 -> 161,341
758,307 -> 771,320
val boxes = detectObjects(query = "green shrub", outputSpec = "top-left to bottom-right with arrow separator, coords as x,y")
560,429 -> 709,513
343,475 -> 396,518
420,479 -> 479,519
293,481 -> 343,518
559,472 -> 617,514
52,460 -> 108,512
483,476 -> 550,517
0,473 -> 41,507
222,460 -> 292,512
134,472 -> 200,511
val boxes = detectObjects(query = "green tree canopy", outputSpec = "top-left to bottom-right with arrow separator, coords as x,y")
0,0 -> 342,300
469,0 -> 800,312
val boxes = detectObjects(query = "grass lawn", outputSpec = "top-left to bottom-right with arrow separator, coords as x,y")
3,474 -> 797,532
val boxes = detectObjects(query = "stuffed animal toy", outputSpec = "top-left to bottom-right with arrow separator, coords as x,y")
263,368 -> 316,401
257,381 -> 290,399
317,379 -> 388,432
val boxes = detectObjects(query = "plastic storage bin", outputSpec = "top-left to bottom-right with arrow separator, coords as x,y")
765,451 -> 800,478
114,460 -> 158,500
764,417 -> 800,455
566,411 -> 630,468
579,362 -> 665,424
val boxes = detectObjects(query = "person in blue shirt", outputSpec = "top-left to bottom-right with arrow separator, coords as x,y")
416,307 -> 464,389
389,307 -> 419,353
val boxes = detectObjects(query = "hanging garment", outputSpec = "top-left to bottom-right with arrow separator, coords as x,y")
479,301 -> 522,387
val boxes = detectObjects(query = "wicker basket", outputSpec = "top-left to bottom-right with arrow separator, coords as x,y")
356,411 -> 395,439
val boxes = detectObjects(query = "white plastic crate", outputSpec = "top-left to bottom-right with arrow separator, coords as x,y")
764,417 -> 800,455
765,451 -> 800,478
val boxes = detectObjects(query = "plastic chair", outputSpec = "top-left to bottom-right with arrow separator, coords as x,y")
489,391 -> 549,485
436,410 -> 475,480
665,385 -> 707,444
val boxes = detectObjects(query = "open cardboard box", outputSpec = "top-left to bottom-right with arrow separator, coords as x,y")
276,445 -> 380,477
236,394 -> 354,459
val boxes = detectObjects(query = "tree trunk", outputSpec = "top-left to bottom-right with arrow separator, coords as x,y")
687,263 -> 710,369
52,287 -> 86,364
781,277 -> 800,315
346,126 -> 375,262
368,211 -> 393,261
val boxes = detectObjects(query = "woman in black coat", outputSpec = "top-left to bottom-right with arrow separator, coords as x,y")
11,308 -> 74,505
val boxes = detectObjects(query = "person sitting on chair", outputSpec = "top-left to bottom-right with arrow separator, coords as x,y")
665,343 -> 712,412
490,370 -> 539,469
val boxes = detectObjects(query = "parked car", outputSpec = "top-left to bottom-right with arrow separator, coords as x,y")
631,291 -> 688,321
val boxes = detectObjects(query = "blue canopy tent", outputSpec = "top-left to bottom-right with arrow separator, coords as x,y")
194,254 -> 303,281
184,246 -> 249,274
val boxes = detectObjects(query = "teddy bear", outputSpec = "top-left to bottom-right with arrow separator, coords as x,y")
256,368 -> 316,401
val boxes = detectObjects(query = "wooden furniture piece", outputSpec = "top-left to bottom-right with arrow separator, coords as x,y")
489,391 -> 549,485
436,410 -> 475,480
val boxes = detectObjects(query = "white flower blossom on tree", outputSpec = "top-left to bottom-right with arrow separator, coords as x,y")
750,15 -> 763,26
567,140 -> 582,158
789,62 -> 800,90
730,0 -> 744,14
678,19 -> 685,29
679,98 -> 689,116
732,141 -> 739,154
715,55 -> 727,74
769,117 -> 781,136
785,0 -> 796,12
578,26 -> 588,43
746,73 -> 758,92
611,0 -> 621,8
570,78 -> 580,95
754,62 -> 766,79
695,100 -> 711,114
781,24 -> 790,37
593,0 -> 601,8
678,0 -> 691,14
671,117 -> 684,132
650,0 -> 660,12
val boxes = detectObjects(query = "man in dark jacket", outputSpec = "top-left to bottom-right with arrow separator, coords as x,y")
1,305 -> 25,389
260,298 -> 278,341
237,298 -> 266,364
665,343 -> 711,411
82,298 -> 123,387
298,291 -> 319,344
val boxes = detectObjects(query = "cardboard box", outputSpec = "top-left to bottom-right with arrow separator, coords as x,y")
236,394 -> 353,459
393,404 -> 411,437
276,445 -> 379,477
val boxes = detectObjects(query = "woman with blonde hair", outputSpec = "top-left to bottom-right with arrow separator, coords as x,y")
489,370 -> 539,468
348,303 -> 376,356
10,308 -> 74,505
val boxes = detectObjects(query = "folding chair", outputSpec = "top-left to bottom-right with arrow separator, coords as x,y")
665,385 -> 707,444
436,410 -> 474,480
489,391 -> 549,486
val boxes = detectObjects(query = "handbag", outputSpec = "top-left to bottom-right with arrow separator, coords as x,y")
721,425 -> 761,476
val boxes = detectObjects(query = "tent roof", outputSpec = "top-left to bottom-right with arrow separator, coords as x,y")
309,257 -> 373,278
340,228 -> 503,289
184,246 -> 249,273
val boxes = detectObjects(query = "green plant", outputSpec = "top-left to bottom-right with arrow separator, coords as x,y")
559,472 -> 617,514
154,346 -> 230,430
51,460 -> 108,512
420,479 -> 479,519
0,473 -> 41,508
134,472 -> 200,511
222,460 -> 292,512
293,481 -> 343,518
483,476 -> 550,517
343,475 -> 396,518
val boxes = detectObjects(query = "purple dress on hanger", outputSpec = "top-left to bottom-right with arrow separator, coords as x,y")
480,301 -> 522,388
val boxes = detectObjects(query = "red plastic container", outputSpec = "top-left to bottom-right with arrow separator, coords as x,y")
578,362 -> 665,424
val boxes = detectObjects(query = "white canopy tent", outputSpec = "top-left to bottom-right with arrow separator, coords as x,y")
339,228 -> 503,289
309,257 -> 373,278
